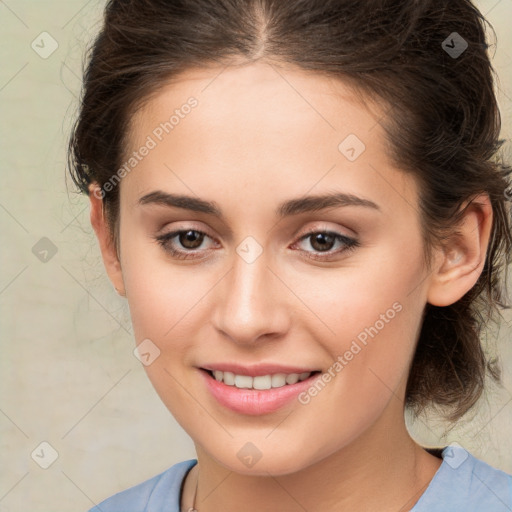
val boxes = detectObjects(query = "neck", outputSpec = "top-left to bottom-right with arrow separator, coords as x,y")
182,409 -> 442,512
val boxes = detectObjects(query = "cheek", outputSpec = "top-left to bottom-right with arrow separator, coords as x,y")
290,241 -> 425,405
290,235 -> 424,346
288,280 -> 422,458
120,231 -> 209,343
120,246 -> 215,425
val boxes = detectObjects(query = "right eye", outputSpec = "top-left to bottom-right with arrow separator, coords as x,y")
154,229 -> 217,260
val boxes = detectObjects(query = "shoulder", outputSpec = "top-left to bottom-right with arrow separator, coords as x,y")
413,445 -> 512,511
87,459 -> 197,512
466,450 -> 512,509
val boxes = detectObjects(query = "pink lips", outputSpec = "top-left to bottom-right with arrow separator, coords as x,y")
199,365 -> 321,415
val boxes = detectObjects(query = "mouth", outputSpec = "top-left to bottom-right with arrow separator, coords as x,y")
201,368 -> 322,390
199,367 -> 323,415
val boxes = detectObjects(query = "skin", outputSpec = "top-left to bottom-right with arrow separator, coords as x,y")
88,61 -> 492,511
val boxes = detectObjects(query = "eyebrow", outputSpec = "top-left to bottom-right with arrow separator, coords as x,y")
138,190 -> 380,219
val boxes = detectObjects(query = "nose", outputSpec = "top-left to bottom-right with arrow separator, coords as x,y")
212,248 -> 291,346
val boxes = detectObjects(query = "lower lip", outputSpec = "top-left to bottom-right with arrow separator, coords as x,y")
200,369 -> 321,415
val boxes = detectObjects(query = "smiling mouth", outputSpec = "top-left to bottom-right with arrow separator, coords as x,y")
201,368 -> 322,390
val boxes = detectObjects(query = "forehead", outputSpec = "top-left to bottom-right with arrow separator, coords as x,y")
121,61 -> 417,220
127,61 -> 385,153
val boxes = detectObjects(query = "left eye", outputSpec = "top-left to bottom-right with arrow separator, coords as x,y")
292,231 -> 360,260
154,229 -> 359,261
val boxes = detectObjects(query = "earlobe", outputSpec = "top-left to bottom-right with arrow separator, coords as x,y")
88,183 -> 126,298
426,194 -> 493,307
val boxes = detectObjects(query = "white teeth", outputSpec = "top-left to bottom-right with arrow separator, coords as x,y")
253,375 -> 272,390
209,370 -> 313,389
271,373 -> 287,388
234,375 -> 253,389
285,373 -> 299,385
223,371 -> 235,385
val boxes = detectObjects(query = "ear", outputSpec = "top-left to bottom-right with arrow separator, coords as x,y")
88,183 -> 126,298
427,193 -> 493,307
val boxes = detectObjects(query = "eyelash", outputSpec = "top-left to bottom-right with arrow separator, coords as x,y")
154,228 -> 360,261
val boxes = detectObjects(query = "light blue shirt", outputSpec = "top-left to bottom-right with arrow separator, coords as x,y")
88,445 -> 512,511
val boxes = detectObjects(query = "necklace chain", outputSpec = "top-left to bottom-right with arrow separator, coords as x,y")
185,466 -> 198,512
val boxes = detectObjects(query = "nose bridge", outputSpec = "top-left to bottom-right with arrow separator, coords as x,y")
212,242 -> 289,344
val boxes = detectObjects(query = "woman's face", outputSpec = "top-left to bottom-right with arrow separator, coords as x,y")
114,61 -> 433,474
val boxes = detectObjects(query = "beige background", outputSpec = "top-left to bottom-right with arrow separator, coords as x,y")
0,0 -> 511,510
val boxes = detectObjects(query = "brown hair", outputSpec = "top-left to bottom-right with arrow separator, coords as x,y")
67,0 -> 512,422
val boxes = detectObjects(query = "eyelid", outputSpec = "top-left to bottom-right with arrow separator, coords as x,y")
293,222 -> 356,241
157,219 -> 354,240
156,221 -> 216,239
155,221 -> 359,260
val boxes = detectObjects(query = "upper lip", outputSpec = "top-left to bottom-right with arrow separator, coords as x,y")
200,363 -> 320,377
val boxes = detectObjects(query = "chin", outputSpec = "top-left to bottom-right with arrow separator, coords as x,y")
205,437 -> 336,477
